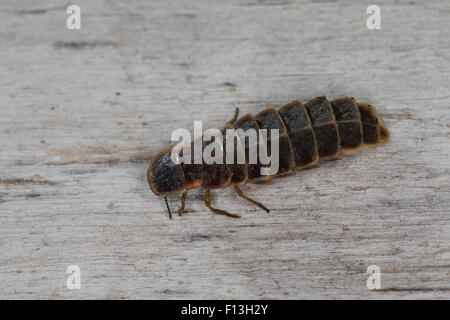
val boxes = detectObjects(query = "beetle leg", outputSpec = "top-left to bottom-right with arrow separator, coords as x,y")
178,190 -> 187,216
204,189 -> 240,218
226,108 -> 239,126
234,185 -> 270,213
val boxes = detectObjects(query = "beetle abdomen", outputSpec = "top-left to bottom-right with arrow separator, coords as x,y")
234,96 -> 389,183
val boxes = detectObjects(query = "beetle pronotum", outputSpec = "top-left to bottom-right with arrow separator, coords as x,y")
147,96 -> 389,219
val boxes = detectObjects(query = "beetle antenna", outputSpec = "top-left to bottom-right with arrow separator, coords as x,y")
164,197 -> 172,219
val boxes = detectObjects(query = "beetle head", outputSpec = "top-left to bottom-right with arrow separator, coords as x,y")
147,148 -> 186,196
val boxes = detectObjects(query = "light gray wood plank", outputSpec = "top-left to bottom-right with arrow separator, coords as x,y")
0,0 -> 449,299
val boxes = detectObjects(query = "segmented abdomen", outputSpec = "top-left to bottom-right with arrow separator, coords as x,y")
227,96 -> 389,185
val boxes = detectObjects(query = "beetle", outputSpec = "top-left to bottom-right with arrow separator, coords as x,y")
147,96 -> 389,218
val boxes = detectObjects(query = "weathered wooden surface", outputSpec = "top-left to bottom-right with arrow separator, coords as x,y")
0,0 -> 449,299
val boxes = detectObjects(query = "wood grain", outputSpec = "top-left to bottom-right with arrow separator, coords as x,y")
0,0 -> 449,299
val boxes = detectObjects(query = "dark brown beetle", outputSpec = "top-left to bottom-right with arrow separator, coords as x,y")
147,96 -> 389,218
